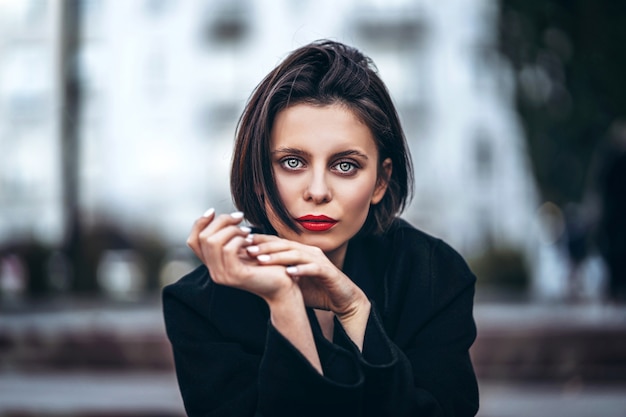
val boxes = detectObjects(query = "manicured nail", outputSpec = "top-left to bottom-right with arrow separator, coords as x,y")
246,245 -> 259,253
245,234 -> 254,244
257,254 -> 270,262
203,208 -> 215,218
240,226 -> 251,234
286,266 -> 298,275
230,211 -> 244,219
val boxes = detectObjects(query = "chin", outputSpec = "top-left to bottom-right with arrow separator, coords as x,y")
299,234 -> 347,253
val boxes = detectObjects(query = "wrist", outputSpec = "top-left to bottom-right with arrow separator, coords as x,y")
264,283 -> 324,374
336,291 -> 371,322
335,293 -> 370,351
265,283 -> 305,320
334,286 -> 371,322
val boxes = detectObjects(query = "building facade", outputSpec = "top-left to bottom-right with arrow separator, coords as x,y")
1,0 -> 555,295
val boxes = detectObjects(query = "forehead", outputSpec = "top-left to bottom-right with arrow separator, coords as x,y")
270,103 -> 378,154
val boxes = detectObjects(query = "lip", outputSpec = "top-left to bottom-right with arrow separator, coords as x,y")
295,215 -> 338,232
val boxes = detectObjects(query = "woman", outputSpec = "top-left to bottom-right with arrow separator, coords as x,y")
163,40 -> 479,417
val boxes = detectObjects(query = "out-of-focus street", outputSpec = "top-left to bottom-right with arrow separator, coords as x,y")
0,296 -> 184,417
1,296 -> 625,417
0,372 -> 182,416
473,301 -> 626,417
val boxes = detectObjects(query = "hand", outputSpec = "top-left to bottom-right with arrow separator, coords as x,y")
187,209 -> 324,371
186,209 -> 298,303
244,234 -> 370,320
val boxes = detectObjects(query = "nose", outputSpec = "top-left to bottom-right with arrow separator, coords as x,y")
303,169 -> 332,204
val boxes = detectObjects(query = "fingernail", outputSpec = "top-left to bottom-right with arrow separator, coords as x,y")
247,245 -> 259,253
257,254 -> 270,262
203,208 -> 215,217
245,234 -> 254,244
240,226 -> 251,233
230,211 -> 244,219
286,266 -> 298,275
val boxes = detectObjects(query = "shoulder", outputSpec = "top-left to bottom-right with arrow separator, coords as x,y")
162,264 -> 213,315
353,217 -> 472,276
379,218 -> 476,302
381,217 -> 438,248
382,218 -> 469,268
353,218 -> 477,341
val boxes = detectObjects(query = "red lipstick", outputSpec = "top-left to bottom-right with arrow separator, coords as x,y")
296,215 -> 338,232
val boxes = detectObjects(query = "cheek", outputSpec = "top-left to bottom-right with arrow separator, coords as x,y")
338,180 -> 377,212
355,190 -> 376,213
275,176 -> 298,205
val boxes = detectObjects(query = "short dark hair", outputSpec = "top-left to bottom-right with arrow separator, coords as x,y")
230,40 -> 413,235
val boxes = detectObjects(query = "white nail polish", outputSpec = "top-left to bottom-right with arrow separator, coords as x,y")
245,234 -> 254,244
286,266 -> 298,275
240,226 -> 251,233
230,211 -> 244,219
257,254 -> 270,262
247,245 -> 259,253
203,208 -> 215,218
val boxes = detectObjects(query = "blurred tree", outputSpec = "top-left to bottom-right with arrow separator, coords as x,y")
60,0 -> 86,291
498,0 -> 626,205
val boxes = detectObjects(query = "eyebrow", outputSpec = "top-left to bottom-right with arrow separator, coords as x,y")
271,147 -> 369,160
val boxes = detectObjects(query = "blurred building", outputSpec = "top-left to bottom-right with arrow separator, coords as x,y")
0,1 -> 64,246
1,0 -> 549,294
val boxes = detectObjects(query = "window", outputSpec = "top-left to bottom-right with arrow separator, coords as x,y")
474,132 -> 493,179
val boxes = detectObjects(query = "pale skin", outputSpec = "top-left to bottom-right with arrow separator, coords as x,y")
186,103 -> 392,374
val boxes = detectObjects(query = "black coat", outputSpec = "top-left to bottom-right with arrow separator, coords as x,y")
163,218 -> 479,417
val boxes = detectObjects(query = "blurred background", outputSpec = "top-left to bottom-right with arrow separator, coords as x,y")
0,0 -> 625,416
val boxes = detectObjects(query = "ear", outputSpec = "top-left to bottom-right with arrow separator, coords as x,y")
371,158 -> 392,205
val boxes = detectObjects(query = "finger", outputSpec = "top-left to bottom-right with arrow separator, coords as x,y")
284,262 -> 326,277
189,211 -> 248,260
207,235 -> 250,288
197,212 -> 246,244
187,208 -> 216,254
248,250 -> 298,265
221,235 -> 250,272
246,234 -> 281,244
200,223 -> 251,255
202,211 -> 246,235
254,249 -> 316,269
245,239 -> 289,257
222,234 -> 248,258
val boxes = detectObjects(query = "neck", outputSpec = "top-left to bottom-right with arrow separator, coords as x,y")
325,242 -> 348,270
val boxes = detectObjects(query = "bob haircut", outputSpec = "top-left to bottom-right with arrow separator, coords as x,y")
230,40 -> 414,235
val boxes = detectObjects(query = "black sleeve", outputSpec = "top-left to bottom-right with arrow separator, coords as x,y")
163,269 -> 364,417
333,239 -> 479,417
257,322 -> 364,416
163,234 -> 478,417
163,282 -> 261,417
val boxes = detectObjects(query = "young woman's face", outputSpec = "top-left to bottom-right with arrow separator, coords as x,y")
268,103 -> 391,266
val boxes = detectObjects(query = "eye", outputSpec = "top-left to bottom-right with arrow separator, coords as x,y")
333,161 -> 358,175
281,157 -> 304,170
